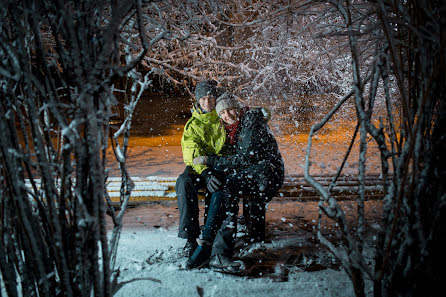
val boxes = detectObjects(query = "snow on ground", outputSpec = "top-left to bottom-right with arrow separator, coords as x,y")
112,227 -> 356,297
109,199 -> 380,297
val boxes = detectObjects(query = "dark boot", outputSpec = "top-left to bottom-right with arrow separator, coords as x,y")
182,238 -> 198,258
186,241 -> 212,269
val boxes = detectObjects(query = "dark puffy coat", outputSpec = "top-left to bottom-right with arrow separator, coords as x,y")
208,107 -> 284,196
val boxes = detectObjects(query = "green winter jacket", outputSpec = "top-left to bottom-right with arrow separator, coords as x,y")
181,106 -> 226,174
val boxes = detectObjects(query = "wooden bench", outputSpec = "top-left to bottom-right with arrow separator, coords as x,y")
105,174 -> 385,242
101,174 -> 386,205
26,174 -> 386,241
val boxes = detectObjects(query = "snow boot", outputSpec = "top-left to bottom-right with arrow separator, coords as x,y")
185,242 -> 212,269
182,239 -> 198,258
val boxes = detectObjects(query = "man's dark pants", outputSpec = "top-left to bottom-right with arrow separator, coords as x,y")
176,166 -> 210,240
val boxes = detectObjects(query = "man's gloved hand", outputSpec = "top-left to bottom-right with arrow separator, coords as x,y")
193,155 -> 208,165
201,169 -> 223,193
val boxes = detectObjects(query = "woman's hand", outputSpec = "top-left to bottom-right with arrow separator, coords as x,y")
193,156 -> 208,165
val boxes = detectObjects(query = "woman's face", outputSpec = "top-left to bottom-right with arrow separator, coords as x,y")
199,95 -> 216,112
220,108 -> 239,125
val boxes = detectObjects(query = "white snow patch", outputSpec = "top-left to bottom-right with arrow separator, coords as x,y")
112,228 -> 356,297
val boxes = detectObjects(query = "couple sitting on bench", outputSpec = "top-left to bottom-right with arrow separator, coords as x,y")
175,80 -> 284,271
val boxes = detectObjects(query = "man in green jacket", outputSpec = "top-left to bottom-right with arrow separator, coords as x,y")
176,80 -> 226,256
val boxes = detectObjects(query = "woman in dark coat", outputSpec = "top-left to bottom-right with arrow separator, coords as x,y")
186,92 -> 284,270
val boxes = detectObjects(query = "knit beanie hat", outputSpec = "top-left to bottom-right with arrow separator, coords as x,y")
215,92 -> 243,115
194,80 -> 218,102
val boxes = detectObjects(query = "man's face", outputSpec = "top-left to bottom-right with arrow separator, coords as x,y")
199,95 -> 216,112
220,108 -> 239,125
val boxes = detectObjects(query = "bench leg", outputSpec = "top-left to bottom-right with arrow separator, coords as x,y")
243,197 -> 266,242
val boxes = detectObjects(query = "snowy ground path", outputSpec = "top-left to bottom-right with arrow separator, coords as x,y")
113,228 -> 355,297
110,200 -> 380,297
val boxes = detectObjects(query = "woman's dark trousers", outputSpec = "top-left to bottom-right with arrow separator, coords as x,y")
211,165 -> 284,257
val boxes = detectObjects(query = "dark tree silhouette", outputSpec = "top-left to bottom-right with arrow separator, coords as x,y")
304,1 -> 446,296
